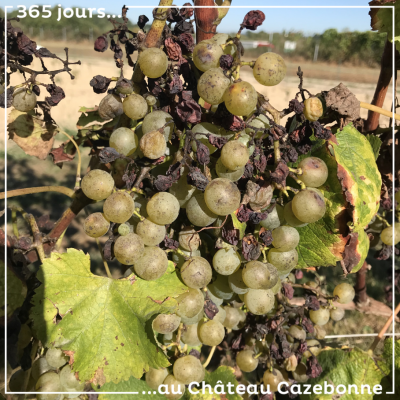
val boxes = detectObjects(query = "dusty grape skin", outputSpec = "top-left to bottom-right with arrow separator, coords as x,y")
292,188 -> 326,223
133,246 -> 168,280
333,282 -> 355,304
244,289 -> 274,315
236,350 -> 259,372
81,169 -> 114,201
145,368 -> 169,391
173,355 -> 204,384
136,218 -> 166,246
213,247 -> 241,275
198,320 -> 225,346
140,130 -> 166,159
271,225 -> 300,252
298,157 -> 328,187
176,288 -> 204,319
253,52 -> 287,87
228,269 -> 249,294
242,261 -> 277,290
220,140 -> 249,171
180,256 -> 212,289
83,212 -> 110,238
13,88 -> 37,112
186,192 -> 218,227
98,93 -> 123,120
153,314 -> 181,334
147,192 -> 180,225
122,94 -> 148,120
204,178 -> 241,216
114,233 -> 144,265
303,97 -> 324,121
283,201 -> 308,228
103,191 -> 135,223
197,67 -> 231,105
222,81 -> 258,116
193,41 -> 224,72
109,127 -> 139,156
139,48 -> 169,78
178,227 -> 200,251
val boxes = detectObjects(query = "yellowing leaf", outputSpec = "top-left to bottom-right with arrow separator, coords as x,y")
31,249 -> 187,384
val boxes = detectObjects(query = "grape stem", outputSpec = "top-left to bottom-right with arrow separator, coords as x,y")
132,209 -> 145,221
58,129 -> 82,190
202,346 -> 217,368
96,237 -> 113,279
369,302 -> 400,353
374,213 -> 391,228
360,101 -> 400,121
11,208 -> 19,239
288,167 -> 302,175
241,61 -> 255,68
289,173 -> 306,190
1,186 -> 75,200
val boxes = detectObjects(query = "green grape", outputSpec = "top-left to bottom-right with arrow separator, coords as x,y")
145,94 -> 157,106
60,365 -> 84,391
309,308 -> 330,326
109,127 -> 139,156
118,223 -> 131,236
245,114 -> 270,137
222,306 -> 241,329
209,33 -> 229,45
272,226 -> 300,252
84,212 -> 110,238
133,246 -> 168,280
198,320 -> 225,346
142,110 -> 174,142
193,40 -> 224,72
140,130 -> 166,159
209,275 -> 235,300
147,192 -> 180,225
103,191 -> 135,223
173,355 -> 204,384
330,307 -> 345,321
206,285 -> 224,306
153,313 -> 181,334
181,257 -> 212,289
303,97 -> 323,121
314,325 -> 326,340
204,178 -> 241,216
298,157 -> 328,188
271,277 -> 282,295
198,67 -> 231,105
170,173 -> 197,209
216,157 -> 245,182
115,78 -> 134,95
268,249 -> 298,275
186,192 -> 218,227
45,348 -> 68,368
259,205 -> 283,230
244,289 -> 274,315
136,218 -> 166,246
213,247 -> 241,275
123,94 -> 148,120
292,188 -> 326,223
176,288 -> 204,319
292,362 -> 308,383
181,323 -> 202,346
179,227 -> 200,251
223,81 -> 258,116
283,201 -> 308,228
333,282 -> 355,304
9,369 -> 29,392
242,261 -> 278,290
287,325 -> 306,343
145,367 -> 169,391
236,349 -> 259,373
253,53 -> 286,87
262,369 -> 289,392
13,87 -> 37,112
191,122 -> 232,155
114,233 -> 144,265
213,306 -> 227,324
31,357 -> 55,382
81,169 -> 114,201
139,48 -> 169,78
172,247 -> 201,268
232,308 -> 246,330
303,339 -> 322,358
98,93 -> 123,120
181,307 -> 204,325
381,225 -> 400,246
287,273 -> 296,284
163,375 -> 186,400
35,371 -> 62,395
228,269 -> 249,294
220,140 -> 249,171
237,132 -> 255,156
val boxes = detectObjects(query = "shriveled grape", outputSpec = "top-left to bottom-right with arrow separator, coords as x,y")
204,178 -> 241,215
236,349 -> 259,372
186,192 -> 218,227
221,140 -> 249,171
198,67 -> 231,105
82,169 -> 114,201
83,212 -> 110,238
181,257 -> 212,289
98,93 -> 123,120
173,355 -> 204,384
109,127 -> 139,156
223,81 -> 258,116
153,313 -> 181,334
272,226 -> 300,252
140,130 -> 166,159
139,48 -> 169,78
303,97 -> 323,121
136,218 -> 166,246
298,157 -> 328,187
198,320 -> 225,346
244,289 -> 274,315
134,246 -> 168,280
213,247 -> 241,275
253,53 -> 286,87
292,188 -> 326,223
114,233 -> 144,265
103,191 -> 135,223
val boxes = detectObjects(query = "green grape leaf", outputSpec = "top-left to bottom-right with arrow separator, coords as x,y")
366,134 -> 382,161
204,366 -> 241,400
30,249 -> 187,384
231,212 -> 246,240
295,124 -> 381,271
0,261 -> 27,318
76,107 -> 117,131
96,376 -> 165,399
301,347 -> 384,400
